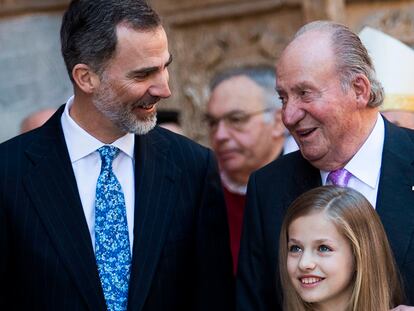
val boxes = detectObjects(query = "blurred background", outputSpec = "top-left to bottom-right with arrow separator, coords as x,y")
0,0 -> 413,144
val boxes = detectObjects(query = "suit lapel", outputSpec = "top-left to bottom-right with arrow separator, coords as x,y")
376,121 -> 414,266
292,153 -> 322,197
128,128 -> 182,311
23,107 -> 106,310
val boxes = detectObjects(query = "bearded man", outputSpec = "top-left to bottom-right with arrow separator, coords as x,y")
0,1 -> 234,310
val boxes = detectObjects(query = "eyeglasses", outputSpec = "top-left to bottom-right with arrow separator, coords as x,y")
204,108 -> 274,132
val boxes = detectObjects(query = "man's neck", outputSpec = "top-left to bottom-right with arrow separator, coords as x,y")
71,95 -> 125,144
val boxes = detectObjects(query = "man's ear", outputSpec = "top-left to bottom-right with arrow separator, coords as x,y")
271,109 -> 285,138
352,74 -> 371,108
72,64 -> 101,94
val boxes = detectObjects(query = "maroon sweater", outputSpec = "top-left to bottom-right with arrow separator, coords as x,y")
223,186 -> 246,275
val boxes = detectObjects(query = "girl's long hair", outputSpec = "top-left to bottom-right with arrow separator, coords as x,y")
279,186 -> 404,311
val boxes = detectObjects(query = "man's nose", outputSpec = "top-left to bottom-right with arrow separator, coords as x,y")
149,70 -> 171,99
213,120 -> 231,142
282,100 -> 305,129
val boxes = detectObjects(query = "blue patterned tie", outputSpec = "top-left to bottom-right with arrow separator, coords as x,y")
95,146 -> 131,311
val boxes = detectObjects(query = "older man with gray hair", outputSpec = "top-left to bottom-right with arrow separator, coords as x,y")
237,21 -> 414,310
205,66 -> 287,274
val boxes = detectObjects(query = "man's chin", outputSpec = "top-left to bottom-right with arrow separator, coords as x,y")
132,120 -> 157,135
118,116 -> 157,135
301,149 -> 331,170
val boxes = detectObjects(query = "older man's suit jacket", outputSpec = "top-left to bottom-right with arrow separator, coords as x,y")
0,106 -> 234,311
237,119 -> 414,310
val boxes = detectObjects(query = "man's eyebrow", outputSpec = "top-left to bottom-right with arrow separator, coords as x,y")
127,53 -> 173,77
294,82 -> 314,91
165,53 -> 173,66
205,109 -> 246,119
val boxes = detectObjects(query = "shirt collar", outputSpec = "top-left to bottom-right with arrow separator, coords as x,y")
321,113 -> 384,188
220,172 -> 247,195
61,96 -> 135,163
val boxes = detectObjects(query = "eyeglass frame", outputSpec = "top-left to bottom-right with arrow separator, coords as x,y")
204,107 -> 276,132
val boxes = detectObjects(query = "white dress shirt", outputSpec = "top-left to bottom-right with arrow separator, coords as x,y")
320,113 -> 384,208
61,96 -> 135,252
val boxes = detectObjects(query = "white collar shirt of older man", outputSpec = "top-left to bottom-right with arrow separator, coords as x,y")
321,113 -> 384,208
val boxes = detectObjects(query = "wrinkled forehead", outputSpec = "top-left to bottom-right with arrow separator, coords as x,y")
277,30 -> 333,71
208,75 -> 265,113
276,32 -> 337,89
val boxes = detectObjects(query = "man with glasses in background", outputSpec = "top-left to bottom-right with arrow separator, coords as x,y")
205,66 -> 286,274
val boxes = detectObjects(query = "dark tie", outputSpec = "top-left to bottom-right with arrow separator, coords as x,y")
327,168 -> 352,187
95,145 -> 131,311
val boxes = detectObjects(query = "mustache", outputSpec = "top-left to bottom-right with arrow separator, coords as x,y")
131,95 -> 160,109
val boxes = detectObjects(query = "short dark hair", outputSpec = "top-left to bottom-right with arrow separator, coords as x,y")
61,0 -> 161,83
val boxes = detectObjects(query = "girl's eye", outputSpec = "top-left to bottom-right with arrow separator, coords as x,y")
318,245 -> 332,252
289,245 -> 302,253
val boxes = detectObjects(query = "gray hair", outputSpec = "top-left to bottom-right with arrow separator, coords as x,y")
295,20 -> 384,108
210,66 -> 282,117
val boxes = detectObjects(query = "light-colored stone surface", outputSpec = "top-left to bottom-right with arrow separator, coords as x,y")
302,0 -> 346,23
0,13 -> 72,143
153,0 -> 302,144
347,2 -> 414,48
0,0 -> 68,16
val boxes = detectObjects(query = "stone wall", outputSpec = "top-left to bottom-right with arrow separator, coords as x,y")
0,0 -> 413,143
0,12 -> 72,142
151,0 -> 414,145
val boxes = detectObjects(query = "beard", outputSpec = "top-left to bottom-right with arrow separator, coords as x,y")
92,77 -> 158,135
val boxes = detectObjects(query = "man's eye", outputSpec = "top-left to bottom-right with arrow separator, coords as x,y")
228,115 -> 247,124
318,245 -> 332,252
289,245 -> 302,253
207,119 -> 218,128
134,73 -> 150,79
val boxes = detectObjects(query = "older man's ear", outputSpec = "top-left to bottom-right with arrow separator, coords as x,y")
352,73 -> 371,109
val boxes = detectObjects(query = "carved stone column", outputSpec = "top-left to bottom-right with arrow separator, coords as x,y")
302,0 -> 346,23
150,0 -> 302,144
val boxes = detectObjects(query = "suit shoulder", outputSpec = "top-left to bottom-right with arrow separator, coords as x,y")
151,126 -> 213,167
253,151 -> 303,181
0,129 -> 39,156
0,130 -> 44,183
401,126 -> 414,140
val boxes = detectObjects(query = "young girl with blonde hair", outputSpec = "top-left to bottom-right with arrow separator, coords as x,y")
279,186 -> 404,311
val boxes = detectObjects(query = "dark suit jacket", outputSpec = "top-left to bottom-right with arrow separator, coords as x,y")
236,119 -> 414,310
0,106 -> 234,311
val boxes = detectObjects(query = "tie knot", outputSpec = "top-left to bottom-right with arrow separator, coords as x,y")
327,168 -> 352,187
97,145 -> 120,170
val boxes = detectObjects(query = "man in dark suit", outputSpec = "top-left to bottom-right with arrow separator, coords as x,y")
0,1 -> 234,310
237,21 -> 414,310
205,66 -> 286,275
